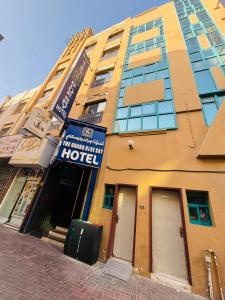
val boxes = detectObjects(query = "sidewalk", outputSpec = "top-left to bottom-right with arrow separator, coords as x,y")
0,226 -> 206,300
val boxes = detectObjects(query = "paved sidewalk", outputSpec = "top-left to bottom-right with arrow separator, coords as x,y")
0,226 -> 206,300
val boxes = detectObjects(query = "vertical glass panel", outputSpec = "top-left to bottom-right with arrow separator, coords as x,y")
190,52 -> 202,62
143,116 -> 157,130
116,107 -> 128,119
165,89 -> 173,100
158,101 -> 174,114
186,38 -> 200,52
144,64 -> 156,73
132,75 -> 143,85
127,118 -> 141,131
130,106 -> 142,117
119,88 -> 125,98
156,69 -> 169,79
164,78 -> 171,88
157,60 -> 168,70
217,95 -> 225,107
159,114 -> 176,128
203,48 -> 215,58
192,60 -> 206,71
202,103 -> 217,125
206,57 -> 219,67
216,44 -> 225,55
194,70 -> 217,94
143,103 -> 156,115
144,73 -> 155,82
114,119 -> 127,132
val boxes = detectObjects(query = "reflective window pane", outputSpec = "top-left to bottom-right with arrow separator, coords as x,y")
143,116 -> 157,130
202,103 -> 217,125
186,38 -> 200,52
192,60 -> 206,71
114,119 -> 127,132
143,103 -> 156,115
116,107 -> 128,119
127,118 -> 141,131
190,51 -> 202,62
206,57 -> 219,67
159,114 -> 176,128
144,73 -> 155,82
130,106 -> 142,117
194,70 -> 217,94
158,101 -> 174,114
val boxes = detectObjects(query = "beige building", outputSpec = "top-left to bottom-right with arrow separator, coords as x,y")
0,0 -> 225,298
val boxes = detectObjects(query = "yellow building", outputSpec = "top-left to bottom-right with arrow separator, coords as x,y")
0,0 -> 225,298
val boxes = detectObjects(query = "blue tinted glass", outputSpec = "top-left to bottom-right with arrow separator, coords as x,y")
220,55 -> 225,65
158,101 -> 174,114
216,45 -> 225,55
194,70 -> 217,94
197,11 -> 209,21
159,114 -> 176,129
165,89 -> 173,100
217,95 -> 225,107
143,116 -> 157,130
203,48 -> 215,58
186,38 -> 200,52
123,70 -> 133,79
206,57 -> 219,67
144,73 -> 155,82
184,32 -> 194,39
164,78 -> 171,88
143,103 -> 156,115
182,27 -> 192,34
207,31 -> 224,46
192,60 -> 206,71
180,17 -> 190,28
190,52 -> 202,62
132,68 -> 144,77
194,29 -> 204,36
119,89 -> 125,98
157,69 -> 169,79
157,60 -> 168,70
114,119 -> 127,132
145,64 -> 156,73
202,103 -> 217,126
116,107 -> 129,119
130,106 -> 142,117
127,118 -> 141,131
132,75 -> 143,85
122,78 -> 132,87
117,98 -> 123,107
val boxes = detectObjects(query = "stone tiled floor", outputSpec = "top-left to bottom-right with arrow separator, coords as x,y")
0,226 -> 206,300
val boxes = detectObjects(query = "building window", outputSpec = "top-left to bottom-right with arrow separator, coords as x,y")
107,31 -> 123,42
100,47 -> 119,61
12,102 -> 26,114
85,42 -> 96,54
201,93 -> 225,126
79,100 -> 106,124
92,70 -> 113,87
103,185 -> 116,209
186,190 -> 212,226
51,68 -> 65,81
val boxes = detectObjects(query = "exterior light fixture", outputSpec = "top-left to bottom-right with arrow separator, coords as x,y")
128,139 -> 134,150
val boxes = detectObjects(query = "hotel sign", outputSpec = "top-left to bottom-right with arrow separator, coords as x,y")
23,108 -> 51,138
51,51 -> 89,122
56,121 -> 106,168
0,134 -> 23,158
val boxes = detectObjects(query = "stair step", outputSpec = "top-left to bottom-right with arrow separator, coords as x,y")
48,231 -> 66,242
3,223 -> 19,231
41,236 -> 64,248
55,226 -> 68,235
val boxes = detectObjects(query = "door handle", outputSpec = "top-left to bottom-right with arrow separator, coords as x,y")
179,226 -> 183,238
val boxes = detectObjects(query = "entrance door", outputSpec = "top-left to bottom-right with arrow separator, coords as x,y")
0,173 -> 26,223
113,186 -> 136,262
152,189 -> 187,280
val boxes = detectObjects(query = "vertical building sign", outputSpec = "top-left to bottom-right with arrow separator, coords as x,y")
51,51 -> 90,122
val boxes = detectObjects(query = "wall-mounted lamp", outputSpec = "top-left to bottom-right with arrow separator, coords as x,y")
128,139 -> 134,150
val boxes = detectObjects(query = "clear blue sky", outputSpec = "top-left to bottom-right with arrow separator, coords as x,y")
0,0 -> 168,101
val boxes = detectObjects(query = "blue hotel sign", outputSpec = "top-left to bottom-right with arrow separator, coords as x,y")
57,121 -> 106,168
52,51 -> 89,122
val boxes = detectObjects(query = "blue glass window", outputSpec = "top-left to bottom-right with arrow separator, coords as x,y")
190,51 -> 202,62
127,118 -> 141,131
158,101 -> 174,114
186,191 -> 212,226
145,64 -> 156,73
157,69 -> 169,79
159,114 -> 176,129
130,106 -> 142,117
194,70 -> 217,94
144,73 -> 155,82
192,60 -> 206,71
116,107 -> 128,119
164,78 -> 171,88
157,60 -> 168,70
202,102 -> 217,125
132,75 -> 143,85
203,48 -> 215,58
143,103 -> 156,115
186,38 -> 200,52
206,57 -> 219,67
165,89 -> 173,100
114,119 -> 127,132
143,116 -> 158,130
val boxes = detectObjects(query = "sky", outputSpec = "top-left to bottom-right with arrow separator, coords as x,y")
0,0 -> 168,101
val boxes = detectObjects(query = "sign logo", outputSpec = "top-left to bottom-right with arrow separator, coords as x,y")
51,51 -> 89,122
56,121 -> 106,168
82,127 -> 94,138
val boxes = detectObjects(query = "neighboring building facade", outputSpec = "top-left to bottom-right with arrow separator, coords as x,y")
0,0 -> 225,297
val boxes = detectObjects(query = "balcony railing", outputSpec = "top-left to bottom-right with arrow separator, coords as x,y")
78,112 -> 103,124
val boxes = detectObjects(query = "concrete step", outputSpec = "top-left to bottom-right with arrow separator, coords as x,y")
3,223 -> 19,231
55,226 -> 68,235
41,236 -> 64,248
48,231 -> 66,243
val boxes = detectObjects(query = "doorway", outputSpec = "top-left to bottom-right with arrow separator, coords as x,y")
112,186 -> 137,262
26,162 -> 91,236
151,189 -> 188,281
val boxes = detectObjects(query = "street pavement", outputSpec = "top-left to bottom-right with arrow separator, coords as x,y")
0,226 -> 206,300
